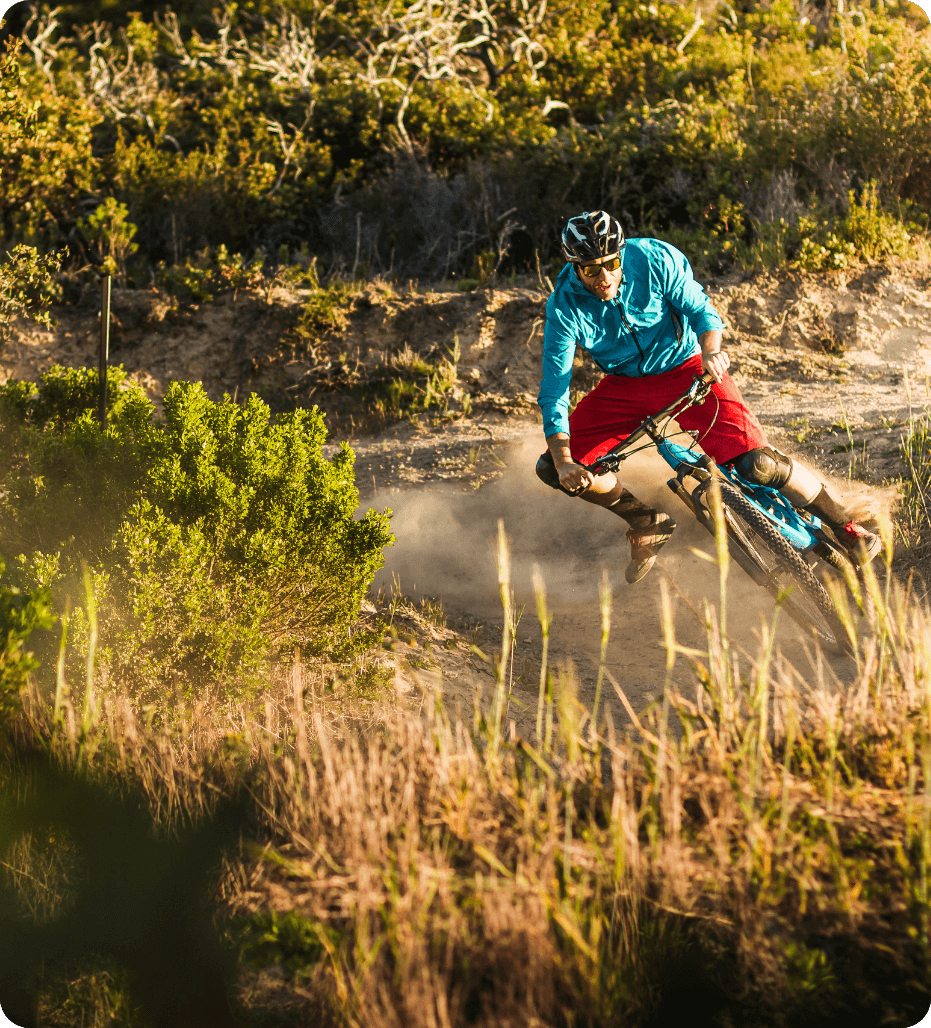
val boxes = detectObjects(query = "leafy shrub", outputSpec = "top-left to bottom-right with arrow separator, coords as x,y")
792,215 -> 858,271
0,366 -> 393,703
289,277 -> 355,350
76,197 -> 139,285
0,36 -> 99,250
155,244 -> 320,304
154,245 -> 268,304
841,180 -> 919,262
0,244 -> 61,339
0,562 -> 53,717
787,183 -> 926,271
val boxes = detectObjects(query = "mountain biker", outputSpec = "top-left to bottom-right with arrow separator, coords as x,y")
536,210 -> 881,584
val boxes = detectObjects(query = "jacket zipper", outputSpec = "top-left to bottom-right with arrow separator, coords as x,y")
613,298 -> 647,376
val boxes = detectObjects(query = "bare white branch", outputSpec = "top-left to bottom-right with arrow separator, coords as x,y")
20,6 -> 64,95
676,9 -> 704,54
86,22 -> 162,124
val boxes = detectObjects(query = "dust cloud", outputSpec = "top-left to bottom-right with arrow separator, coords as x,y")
367,437 -> 823,715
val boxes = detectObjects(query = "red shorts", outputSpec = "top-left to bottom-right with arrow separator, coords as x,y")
568,355 -> 769,466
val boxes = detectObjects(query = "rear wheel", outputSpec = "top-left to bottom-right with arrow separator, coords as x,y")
697,480 -> 850,654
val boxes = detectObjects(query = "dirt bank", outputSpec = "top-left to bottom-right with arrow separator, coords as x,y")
5,260 -> 931,433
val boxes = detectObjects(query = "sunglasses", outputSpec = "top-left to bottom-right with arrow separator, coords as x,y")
578,256 -> 622,277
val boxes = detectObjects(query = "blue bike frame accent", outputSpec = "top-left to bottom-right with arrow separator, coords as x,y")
657,440 -> 822,553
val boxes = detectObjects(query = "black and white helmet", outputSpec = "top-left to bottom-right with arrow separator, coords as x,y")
561,211 -> 625,263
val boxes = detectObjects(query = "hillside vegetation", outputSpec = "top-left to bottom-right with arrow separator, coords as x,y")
0,0 -> 929,296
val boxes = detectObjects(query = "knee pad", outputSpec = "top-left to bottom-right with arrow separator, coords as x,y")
729,447 -> 793,490
535,451 -> 579,496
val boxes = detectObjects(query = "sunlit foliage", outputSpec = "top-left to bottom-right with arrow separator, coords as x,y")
0,0 -> 929,281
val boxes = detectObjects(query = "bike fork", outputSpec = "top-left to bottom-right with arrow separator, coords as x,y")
665,455 -> 716,521
667,477 -> 698,517
666,467 -> 778,591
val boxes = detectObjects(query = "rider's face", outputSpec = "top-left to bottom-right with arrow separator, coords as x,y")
574,254 -> 623,301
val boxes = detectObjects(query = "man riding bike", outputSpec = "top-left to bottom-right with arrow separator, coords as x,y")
536,210 -> 881,584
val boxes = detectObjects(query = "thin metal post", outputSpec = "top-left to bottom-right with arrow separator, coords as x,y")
99,276 -> 111,428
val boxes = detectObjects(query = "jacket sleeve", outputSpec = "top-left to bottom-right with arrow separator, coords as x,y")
537,294 -> 578,438
658,243 -> 725,337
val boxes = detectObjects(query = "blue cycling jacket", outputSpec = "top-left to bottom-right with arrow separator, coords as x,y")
538,237 -> 725,438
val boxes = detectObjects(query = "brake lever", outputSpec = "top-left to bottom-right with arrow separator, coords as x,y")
591,453 -> 622,476
688,375 -> 714,404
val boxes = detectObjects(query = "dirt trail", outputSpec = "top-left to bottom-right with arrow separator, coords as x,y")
368,438 -> 858,740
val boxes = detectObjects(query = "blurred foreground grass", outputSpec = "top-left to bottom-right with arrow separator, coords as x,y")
2,508 -> 931,1027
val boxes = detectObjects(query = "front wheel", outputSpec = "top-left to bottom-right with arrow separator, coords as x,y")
698,480 -> 850,654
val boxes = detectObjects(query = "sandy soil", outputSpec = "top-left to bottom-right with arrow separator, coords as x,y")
3,260 -> 930,734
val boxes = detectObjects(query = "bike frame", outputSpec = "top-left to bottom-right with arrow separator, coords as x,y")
585,375 -> 824,555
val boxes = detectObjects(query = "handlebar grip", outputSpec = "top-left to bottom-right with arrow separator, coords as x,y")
699,370 -> 716,385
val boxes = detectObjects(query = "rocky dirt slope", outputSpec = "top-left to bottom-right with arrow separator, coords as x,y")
4,261 -> 931,484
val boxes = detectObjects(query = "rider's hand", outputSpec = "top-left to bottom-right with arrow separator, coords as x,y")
702,349 -> 730,383
557,460 -> 593,495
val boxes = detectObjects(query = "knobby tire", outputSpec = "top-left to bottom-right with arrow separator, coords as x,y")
710,481 -> 850,654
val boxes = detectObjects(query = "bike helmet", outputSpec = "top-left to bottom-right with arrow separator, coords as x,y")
561,211 -> 625,263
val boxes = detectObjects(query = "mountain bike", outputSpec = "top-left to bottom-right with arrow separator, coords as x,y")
585,372 -> 861,654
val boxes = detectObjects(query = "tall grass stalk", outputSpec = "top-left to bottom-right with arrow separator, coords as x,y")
493,519 -> 512,753
80,565 -> 97,738
921,740 -> 931,950
590,570 -> 612,740
705,479 -> 737,747
532,564 -> 552,745
707,478 -> 730,637
54,604 -> 69,721
899,403 -> 931,554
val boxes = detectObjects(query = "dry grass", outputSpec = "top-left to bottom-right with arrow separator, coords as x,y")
2,527 -> 931,1026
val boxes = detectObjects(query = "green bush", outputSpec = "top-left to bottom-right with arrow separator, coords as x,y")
0,36 -> 99,250
0,561 -> 54,717
154,245 -> 268,304
290,276 -> 355,349
792,215 -> 858,271
0,366 -> 393,703
782,184 -> 926,272
841,180 -> 919,262
76,197 -> 139,285
0,244 -> 61,339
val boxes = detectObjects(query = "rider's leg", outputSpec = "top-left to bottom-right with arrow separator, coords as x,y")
538,371 -> 690,583
670,364 -> 881,566
535,453 -> 676,582
728,447 -> 881,564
